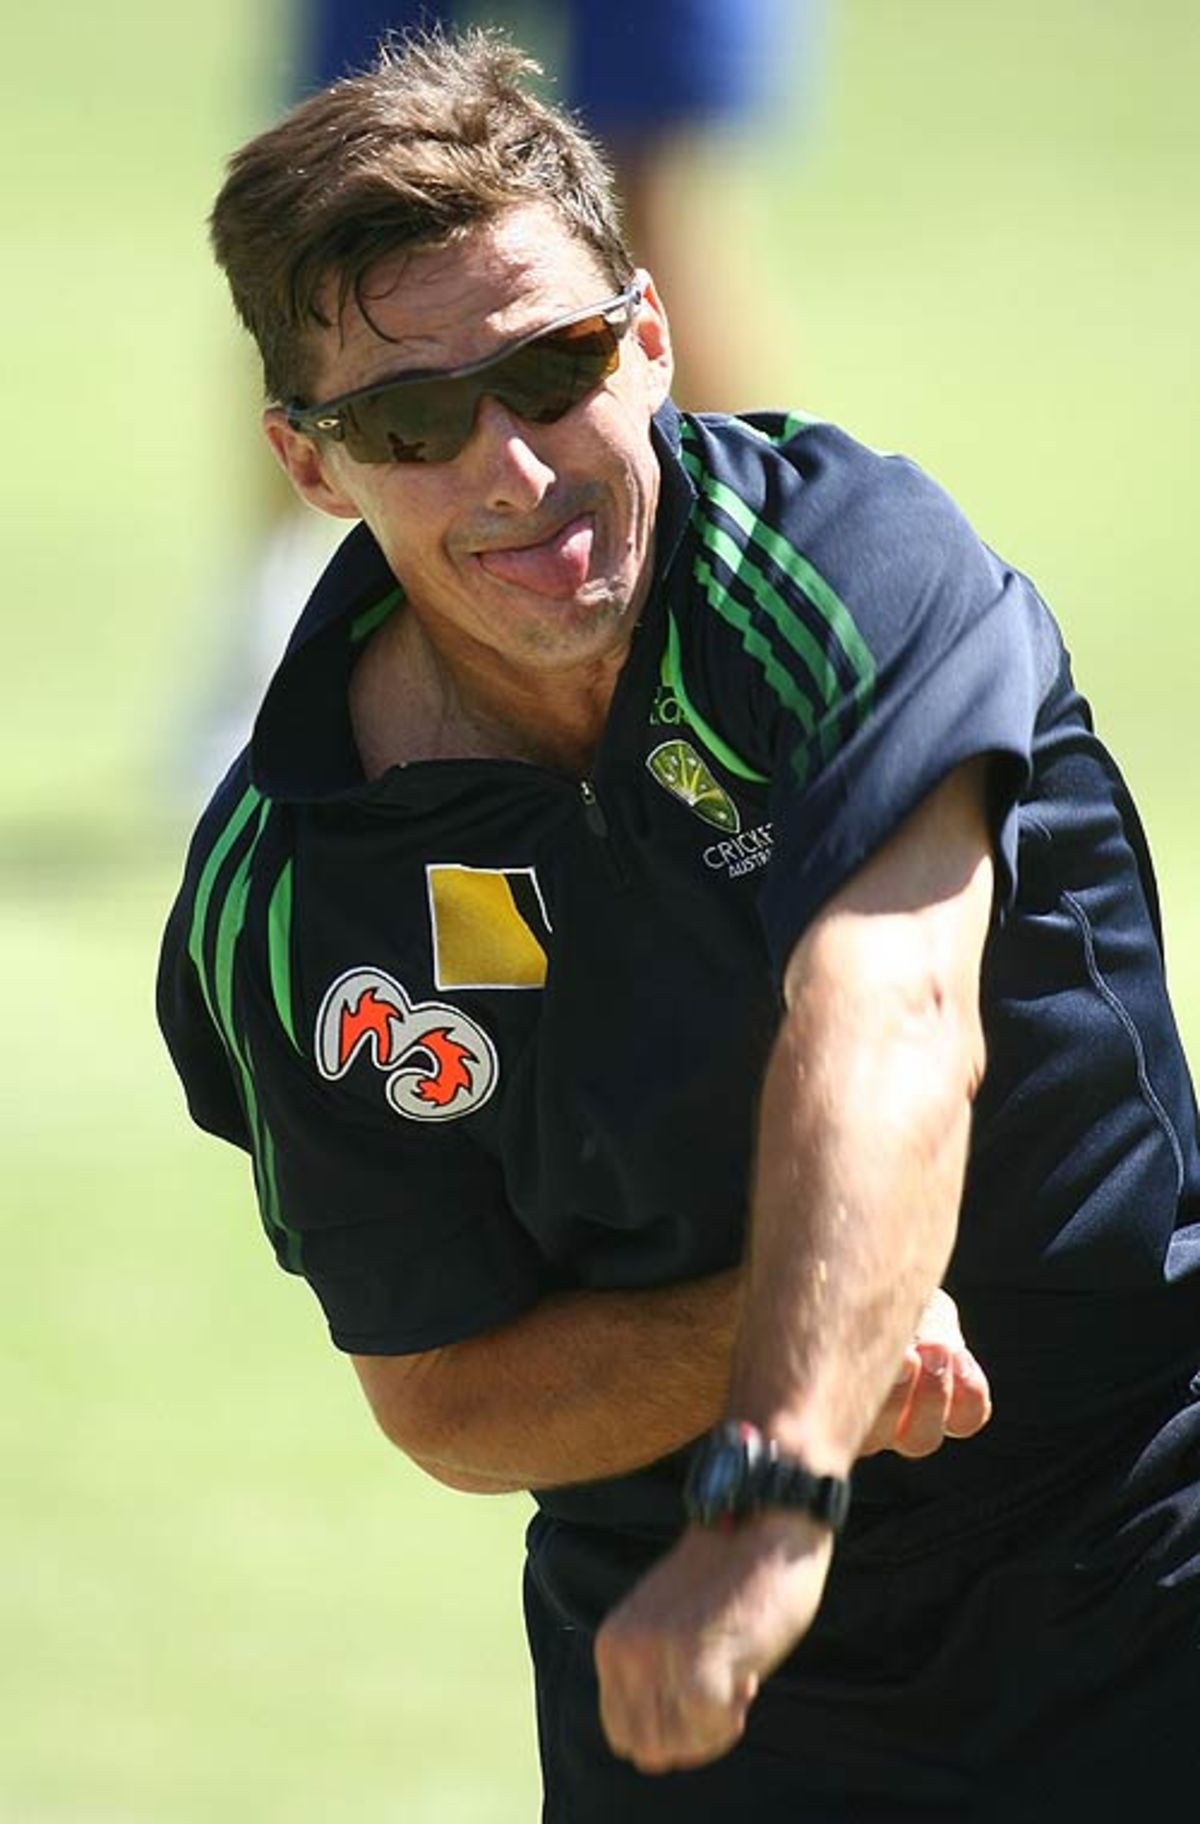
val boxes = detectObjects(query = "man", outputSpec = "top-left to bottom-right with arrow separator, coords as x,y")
158,29 -> 1200,1820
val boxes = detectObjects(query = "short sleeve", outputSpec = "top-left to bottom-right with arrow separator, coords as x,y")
156,777 -> 546,1358
252,1042 -> 546,1354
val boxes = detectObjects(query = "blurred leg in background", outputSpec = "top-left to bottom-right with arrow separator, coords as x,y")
565,0 -> 821,409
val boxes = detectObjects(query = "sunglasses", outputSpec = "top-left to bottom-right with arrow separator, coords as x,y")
285,279 -> 644,465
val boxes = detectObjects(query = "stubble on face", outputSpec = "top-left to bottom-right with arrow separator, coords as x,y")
308,205 -> 671,693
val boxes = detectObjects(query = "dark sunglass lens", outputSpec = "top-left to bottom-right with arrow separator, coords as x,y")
496,318 -> 621,423
341,377 -> 477,464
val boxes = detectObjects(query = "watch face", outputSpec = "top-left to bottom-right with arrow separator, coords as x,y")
692,1445 -> 744,1513
685,1421 -> 759,1523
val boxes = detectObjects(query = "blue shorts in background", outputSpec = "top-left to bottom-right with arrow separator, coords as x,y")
302,0 -> 820,133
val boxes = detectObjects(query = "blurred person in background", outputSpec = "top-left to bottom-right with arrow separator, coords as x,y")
159,28 -> 1200,1821
299,0 -> 823,411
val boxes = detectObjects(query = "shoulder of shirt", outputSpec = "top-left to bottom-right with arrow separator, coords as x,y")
174,744 -> 280,903
659,410 -> 1049,779
671,408 -> 1027,661
678,408 -> 982,559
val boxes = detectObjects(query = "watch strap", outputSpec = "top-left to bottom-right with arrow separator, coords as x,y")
683,1420 -> 851,1533
759,1449 -> 851,1531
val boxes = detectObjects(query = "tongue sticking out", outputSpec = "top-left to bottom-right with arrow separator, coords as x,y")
476,514 -> 595,599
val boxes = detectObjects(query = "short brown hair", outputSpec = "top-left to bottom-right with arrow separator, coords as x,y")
209,27 -> 634,405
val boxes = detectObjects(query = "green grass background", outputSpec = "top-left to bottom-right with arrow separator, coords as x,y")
2,2 -> 1197,1817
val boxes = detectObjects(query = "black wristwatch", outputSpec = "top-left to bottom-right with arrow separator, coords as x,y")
683,1420 -> 851,1533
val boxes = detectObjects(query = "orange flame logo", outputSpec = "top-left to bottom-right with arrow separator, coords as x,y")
339,987 -> 397,1068
315,967 -> 498,1122
413,1027 -> 476,1107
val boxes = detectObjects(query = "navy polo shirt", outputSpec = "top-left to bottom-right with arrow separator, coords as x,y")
158,403 -> 1200,1534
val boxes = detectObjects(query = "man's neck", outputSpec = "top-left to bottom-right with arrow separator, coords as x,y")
349,606 -> 630,779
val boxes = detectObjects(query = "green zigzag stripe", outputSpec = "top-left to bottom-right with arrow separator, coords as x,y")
692,551 -> 817,787
695,506 -> 841,709
662,611 -> 768,785
187,789 -> 299,1266
188,782 -> 261,1016
679,425 -> 876,760
267,859 -> 298,1052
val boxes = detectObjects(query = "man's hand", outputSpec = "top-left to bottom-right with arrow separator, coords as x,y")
595,1513 -> 832,1773
860,1287 -> 992,1457
596,1288 -> 991,1772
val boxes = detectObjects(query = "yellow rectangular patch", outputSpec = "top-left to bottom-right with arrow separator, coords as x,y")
426,865 -> 549,990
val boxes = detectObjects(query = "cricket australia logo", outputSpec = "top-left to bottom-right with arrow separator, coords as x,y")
646,739 -> 741,833
315,967 -> 498,1122
703,823 -> 774,880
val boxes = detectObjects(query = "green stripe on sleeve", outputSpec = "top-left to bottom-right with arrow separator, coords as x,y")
213,835 -> 262,1059
692,553 -> 817,781
696,469 -> 876,696
679,422 -> 877,773
693,509 -> 841,707
187,783 -> 262,1019
267,859 -> 299,1052
193,799 -> 299,1264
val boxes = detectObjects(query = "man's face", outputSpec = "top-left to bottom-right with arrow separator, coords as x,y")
269,204 -> 674,682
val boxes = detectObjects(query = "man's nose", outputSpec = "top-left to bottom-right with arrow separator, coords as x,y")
467,394 -> 557,510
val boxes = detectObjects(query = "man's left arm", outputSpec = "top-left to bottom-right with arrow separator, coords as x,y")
595,757 -> 995,1772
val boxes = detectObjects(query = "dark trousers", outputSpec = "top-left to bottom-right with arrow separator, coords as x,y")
524,1391 -> 1200,1821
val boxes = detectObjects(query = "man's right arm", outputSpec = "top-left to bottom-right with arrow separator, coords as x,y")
352,1276 -> 989,1493
353,1269 -> 742,1492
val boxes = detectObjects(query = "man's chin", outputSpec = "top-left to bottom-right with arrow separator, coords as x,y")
500,586 -> 636,666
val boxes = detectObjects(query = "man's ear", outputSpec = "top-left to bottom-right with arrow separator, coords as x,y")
263,409 -> 363,520
631,272 -> 675,411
